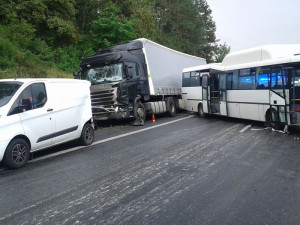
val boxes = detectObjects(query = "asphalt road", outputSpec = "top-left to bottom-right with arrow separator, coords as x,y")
1,113 -> 300,225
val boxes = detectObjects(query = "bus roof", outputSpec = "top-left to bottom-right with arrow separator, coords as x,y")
182,63 -> 224,73
222,44 -> 300,66
183,44 -> 300,73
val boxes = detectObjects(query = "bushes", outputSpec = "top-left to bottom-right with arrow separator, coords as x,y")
0,23 -> 76,78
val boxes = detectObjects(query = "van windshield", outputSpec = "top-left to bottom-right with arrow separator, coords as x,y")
0,81 -> 23,107
82,63 -> 123,85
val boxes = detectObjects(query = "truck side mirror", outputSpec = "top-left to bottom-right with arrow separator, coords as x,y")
73,72 -> 80,79
124,65 -> 133,79
124,66 -> 129,79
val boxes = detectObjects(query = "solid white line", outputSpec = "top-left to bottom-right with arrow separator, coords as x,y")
239,124 -> 252,133
93,115 -> 194,145
29,115 -> 195,163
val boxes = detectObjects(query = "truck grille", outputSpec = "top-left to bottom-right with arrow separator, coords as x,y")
90,83 -> 118,116
91,90 -> 115,106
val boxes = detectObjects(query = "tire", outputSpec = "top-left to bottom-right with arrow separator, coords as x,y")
134,102 -> 146,122
167,98 -> 177,117
79,123 -> 94,146
4,138 -> 30,169
198,104 -> 206,117
265,109 -> 281,130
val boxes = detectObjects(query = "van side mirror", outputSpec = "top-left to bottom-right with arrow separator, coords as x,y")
18,98 -> 32,112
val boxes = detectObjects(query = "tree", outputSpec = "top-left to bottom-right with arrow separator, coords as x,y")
214,42 -> 231,63
153,0 -> 220,62
88,1 -> 136,50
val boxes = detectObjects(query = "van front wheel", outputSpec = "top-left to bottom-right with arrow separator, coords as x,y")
4,138 -> 30,169
79,123 -> 94,146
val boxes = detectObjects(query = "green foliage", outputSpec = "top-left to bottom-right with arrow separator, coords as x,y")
154,0 -> 221,62
89,2 -> 136,49
214,43 -> 231,63
0,0 -> 230,78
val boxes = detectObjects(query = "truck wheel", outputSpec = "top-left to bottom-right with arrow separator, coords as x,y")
134,102 -> 146,122
79,123 -> 94,146
167,98 -> 176,117
4,138 -> 30,169
198,104 -> 206,117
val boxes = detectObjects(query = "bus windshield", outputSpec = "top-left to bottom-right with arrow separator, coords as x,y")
0,81 -> 23,107
82,63 -> 123,85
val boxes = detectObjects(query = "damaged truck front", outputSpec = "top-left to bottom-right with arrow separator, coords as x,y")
77,38 -> 206,125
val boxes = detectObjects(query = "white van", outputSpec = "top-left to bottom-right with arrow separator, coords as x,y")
0,79 -> 94,169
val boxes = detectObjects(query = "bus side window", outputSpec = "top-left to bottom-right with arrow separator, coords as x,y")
226,73 -> 233,90
271,68 -> 287,89
238,68 -> 255,90
190,71 -> 201,87
182,72 -> 190,87
226,71 -> 238,90
257,67 -> 270,89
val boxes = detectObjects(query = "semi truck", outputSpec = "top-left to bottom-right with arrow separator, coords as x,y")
75,38 -> 206,125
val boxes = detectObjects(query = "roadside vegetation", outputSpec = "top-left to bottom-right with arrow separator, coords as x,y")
0,0 -> 230,79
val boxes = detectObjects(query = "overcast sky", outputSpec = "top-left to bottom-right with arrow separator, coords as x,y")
206,0 -> 300,52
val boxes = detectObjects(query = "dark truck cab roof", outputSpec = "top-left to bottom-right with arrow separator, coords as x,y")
80,40 -> 145,69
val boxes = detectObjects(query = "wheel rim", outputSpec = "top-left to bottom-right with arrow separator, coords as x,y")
85,126 -> 93,142
137,107 -> 145,119
11,144 -> 27,165
171,102 -> 175,113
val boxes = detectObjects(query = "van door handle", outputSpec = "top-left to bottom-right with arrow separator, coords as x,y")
47,108 -> 53,112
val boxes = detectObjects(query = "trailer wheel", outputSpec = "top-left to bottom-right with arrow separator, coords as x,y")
167,98 -> 176,117
198,104 -> 206,117
79,123 -> 94,146
4,138 -> 30,169
134,102 -> 146,123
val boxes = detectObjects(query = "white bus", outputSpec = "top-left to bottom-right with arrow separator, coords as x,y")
182,45 -> 300,129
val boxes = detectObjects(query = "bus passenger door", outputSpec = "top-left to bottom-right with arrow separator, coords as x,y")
210,74 -> 220,114
219,74 -> 227,116
270,67 -> 287,125
289,68 -> 300,125
201,73 -> 210,114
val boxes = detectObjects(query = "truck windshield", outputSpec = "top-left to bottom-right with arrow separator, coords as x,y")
0,81 -> 23,107
83,63 -> 123,84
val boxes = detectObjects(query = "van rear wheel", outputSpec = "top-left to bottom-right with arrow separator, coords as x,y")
4,138 -> 30,169
80,123 -> 94,146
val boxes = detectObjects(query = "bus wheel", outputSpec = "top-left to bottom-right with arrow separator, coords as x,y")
198,104 -> 206,117
265,109 -> 280,130
4,138 -> 30,169
167,98 -> 176,117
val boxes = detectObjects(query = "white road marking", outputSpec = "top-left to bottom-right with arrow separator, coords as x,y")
239,124 -> 252,133
28,115 -> 195,164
